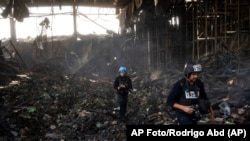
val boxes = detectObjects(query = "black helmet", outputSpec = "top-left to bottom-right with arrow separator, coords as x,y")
184,61 -> 202,76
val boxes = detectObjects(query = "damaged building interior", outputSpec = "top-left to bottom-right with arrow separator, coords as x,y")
0,0 -> 250,140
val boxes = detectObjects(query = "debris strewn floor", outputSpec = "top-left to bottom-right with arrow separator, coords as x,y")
0,56 -> 250,140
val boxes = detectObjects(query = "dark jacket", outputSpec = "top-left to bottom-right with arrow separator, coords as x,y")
114,75 -> 132,94
167,78 -> 208,113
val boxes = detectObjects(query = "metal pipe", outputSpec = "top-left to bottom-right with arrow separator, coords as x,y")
9,40 -> 27,69
78,13 -> 112,32
73,0 -> 77,39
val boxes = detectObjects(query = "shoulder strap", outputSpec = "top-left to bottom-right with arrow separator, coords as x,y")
179,78 -> 188,91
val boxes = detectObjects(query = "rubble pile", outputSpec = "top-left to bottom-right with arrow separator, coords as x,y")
0,72 -> 125,140
0,60 -> 21,85
30,57 -> 68,75
0,53 -> 250,140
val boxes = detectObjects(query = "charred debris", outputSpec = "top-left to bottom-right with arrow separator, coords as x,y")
0,0 -> 250,140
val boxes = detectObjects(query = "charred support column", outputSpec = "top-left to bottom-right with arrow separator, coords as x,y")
10,16 -> 16,42
224,0 -> 227,43
147,29 -> 151,71
73,0 -> 77,40
237,0 -> 240,51
214,0 -> 218,53
205,0 -> 208,54
196,2 -> 200,60
192,2 -> 195,60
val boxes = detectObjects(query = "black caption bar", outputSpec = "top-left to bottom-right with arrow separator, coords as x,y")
126,125 -> 250,140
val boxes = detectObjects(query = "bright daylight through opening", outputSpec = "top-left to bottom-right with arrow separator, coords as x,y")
0,6 -> 119,39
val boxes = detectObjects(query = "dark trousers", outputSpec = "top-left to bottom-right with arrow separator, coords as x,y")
117,92 -> 128,117
176,111 -> 197,125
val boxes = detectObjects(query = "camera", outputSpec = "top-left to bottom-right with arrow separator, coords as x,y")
192,104 -> 202,119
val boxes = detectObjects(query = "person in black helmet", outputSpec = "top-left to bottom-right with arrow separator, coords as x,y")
167,61 -> 210,125
114,66 -> 133,121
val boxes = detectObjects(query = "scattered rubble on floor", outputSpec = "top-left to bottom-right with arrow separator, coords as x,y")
0,53 -> 250,140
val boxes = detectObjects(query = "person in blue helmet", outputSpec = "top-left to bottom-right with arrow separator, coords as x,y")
114,66 -> 133,121
167,61 -> 211,125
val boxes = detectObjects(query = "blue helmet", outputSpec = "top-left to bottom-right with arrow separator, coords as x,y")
118,66 -> 127,73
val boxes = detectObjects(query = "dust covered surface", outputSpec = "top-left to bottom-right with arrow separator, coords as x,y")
0,56 -> 250,141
